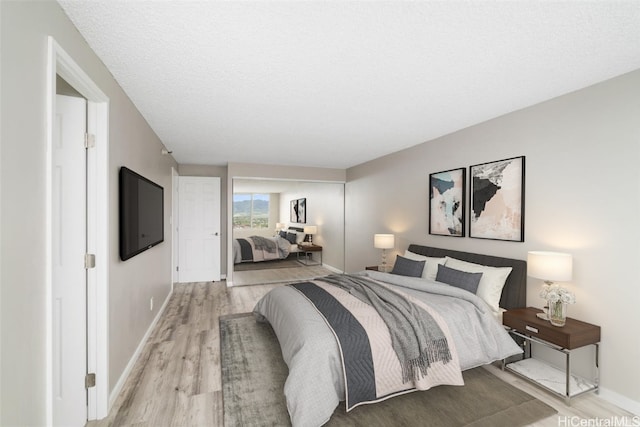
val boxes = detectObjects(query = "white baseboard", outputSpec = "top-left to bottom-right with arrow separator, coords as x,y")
322,263 -> 343,274
108,289 -> 173,410
599,387 -> 640,416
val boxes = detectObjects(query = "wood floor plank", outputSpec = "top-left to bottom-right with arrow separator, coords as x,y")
92,279 -> 634,426
179,329 -> 219,396
169,391 -> 220,427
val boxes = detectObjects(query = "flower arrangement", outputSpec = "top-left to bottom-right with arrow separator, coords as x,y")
539,284 -> 576,304
540,284 -> 575,326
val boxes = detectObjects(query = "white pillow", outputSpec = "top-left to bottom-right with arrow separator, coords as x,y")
403,250 -> 446,281
444,257 -> 513,314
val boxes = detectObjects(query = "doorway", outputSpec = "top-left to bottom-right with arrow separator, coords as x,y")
47,38 -> 109,422
178,176 -> 222,282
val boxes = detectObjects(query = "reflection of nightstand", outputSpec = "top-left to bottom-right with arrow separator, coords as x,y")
502,307 -> 600,404
365,265 -> 393,272
297,244 -> 322,266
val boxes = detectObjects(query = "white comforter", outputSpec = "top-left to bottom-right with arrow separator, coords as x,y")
253,270 -> 522,427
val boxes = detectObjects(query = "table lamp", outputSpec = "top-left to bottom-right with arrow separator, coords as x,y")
303,225 -> 317,245
374,234 -> 395,272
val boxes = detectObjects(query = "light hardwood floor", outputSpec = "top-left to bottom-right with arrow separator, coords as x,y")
91,280 -> 635,426
232,265 -> 333,286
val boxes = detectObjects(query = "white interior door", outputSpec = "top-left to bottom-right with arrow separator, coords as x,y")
52,94 -> 87,426
178,176 -> 221,282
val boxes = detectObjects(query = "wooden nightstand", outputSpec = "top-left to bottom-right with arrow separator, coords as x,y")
502,307 -> 600,404
365,266 -> 379,271
296,244 -> 322,266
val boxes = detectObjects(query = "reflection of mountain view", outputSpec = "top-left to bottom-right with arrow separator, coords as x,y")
233,199 -> 269,215
233,199 -> 269,228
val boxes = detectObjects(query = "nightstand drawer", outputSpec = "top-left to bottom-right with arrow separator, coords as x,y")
503,307 -> 600,349
503,311 -> 568,347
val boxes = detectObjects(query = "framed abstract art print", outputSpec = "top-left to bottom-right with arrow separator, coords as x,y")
290,198 -> 307,223
429,167 -> 465,237
469,156 -> 525,241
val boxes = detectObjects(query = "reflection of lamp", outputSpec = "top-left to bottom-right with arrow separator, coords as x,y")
527,251 -> 573,286
303,225 -> 317,245
374,234 -> 395,272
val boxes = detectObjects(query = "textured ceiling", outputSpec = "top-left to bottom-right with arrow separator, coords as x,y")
58,1 -> 640,169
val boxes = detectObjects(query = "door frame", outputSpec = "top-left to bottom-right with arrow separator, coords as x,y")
171,167 -> 179,286
46,37 -> 110,421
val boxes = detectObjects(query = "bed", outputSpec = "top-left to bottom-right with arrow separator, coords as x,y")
233,227 -> 305,264
252,244 -> 527,427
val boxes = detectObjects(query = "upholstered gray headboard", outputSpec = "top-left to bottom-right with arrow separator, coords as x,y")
407,244 -> 527,310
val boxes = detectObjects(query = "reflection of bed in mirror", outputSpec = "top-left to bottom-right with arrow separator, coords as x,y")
233,227 -> 304,264
231,177 -> 346,274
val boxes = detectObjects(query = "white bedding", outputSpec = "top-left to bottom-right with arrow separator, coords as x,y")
253,270 -> 523,427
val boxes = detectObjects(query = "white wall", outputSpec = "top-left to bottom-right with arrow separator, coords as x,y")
345,69 -> 640,412
280,182 -> 345,271
0,1 -> 177,424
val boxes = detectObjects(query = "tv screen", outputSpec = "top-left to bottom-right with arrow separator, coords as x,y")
119,167 -> 164,261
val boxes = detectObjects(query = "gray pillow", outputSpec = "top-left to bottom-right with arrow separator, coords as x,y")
436,264 -> 483,294
390,255 -> 425,278
285,232 -> 298,244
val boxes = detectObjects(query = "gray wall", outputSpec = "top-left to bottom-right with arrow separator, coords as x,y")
345,70 -> 640,409
177,164 -> 346,278
1,1 -> 177,424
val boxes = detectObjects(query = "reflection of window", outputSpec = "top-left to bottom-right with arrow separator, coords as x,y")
233,193 -> 270,229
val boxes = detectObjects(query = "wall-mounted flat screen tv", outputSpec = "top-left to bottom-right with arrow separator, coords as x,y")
119,167 -> 164,261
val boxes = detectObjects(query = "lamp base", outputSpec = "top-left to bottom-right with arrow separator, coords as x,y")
378,264 -> 392,273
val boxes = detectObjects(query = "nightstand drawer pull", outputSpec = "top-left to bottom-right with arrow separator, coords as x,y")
525,325 -> 538,333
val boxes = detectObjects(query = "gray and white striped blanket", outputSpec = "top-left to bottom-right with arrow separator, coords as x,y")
290,275 -> 463,411
253,270 -> 522,427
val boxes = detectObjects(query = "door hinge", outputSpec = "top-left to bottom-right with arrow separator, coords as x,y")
85,373 -> 96,388
176,266 -> 179,272
84,253 -> 96,269
84,133 -> 96,149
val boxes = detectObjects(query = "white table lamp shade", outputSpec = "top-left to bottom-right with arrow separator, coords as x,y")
527,251 -> 573,282
303,225 -> 317,235
276,222 -> 286,230
374,234 -> 395,249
